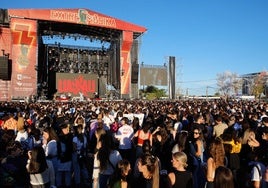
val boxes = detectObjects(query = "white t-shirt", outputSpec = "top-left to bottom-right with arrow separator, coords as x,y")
251,162 -> 266,187
15,131 -> 28,142
116,125 -> 134,149
28,160 -> 55,186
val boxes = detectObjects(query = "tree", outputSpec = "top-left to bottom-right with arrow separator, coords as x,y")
252,72 -> 266,100
146,85 -> 158,93
139,85 -> 167,100
216,71 -> 241,97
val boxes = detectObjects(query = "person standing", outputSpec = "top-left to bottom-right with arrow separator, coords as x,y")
26,146 -> 55,188
132,122 -> 152,159
42,127 -> 59,177
115,117 -> 134,161
93,133 -> 122,188
72,124 -> 90,187
206,137 -> 226,188
0,140 -> 29,187
213,115 -> 228,138
168,152 -> 193,188
189,127 -> 206,188
15,112 -> 28,151
214,166 -> 234,188
133,153 -> 160,188
108,159 -> 132,188
191,114 -> 206,134
56,123 -> 73,188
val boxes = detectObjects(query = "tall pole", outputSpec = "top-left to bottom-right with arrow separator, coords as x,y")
97,51 -> 100,98
169,56 -> 176,99
206,86 -> 208,99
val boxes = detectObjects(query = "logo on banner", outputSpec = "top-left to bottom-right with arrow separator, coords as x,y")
50,9 -> 116,27
78,9 -> 87,24
12,24 -> 35,68
17,44 -> 30,68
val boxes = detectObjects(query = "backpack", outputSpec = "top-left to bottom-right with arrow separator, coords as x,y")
245,162 -> 263,188
110,122 -> 119,133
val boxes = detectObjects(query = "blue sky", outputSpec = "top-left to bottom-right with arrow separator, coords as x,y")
1,0 -> 268,96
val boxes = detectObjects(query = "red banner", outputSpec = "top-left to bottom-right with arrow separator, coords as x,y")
8,9 -> 146,32
10,18 -> 37,99
121,31 -> 133,96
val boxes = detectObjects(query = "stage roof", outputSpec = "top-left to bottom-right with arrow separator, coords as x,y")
7,8 -> 147,42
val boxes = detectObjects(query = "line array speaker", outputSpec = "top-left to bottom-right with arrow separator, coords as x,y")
0,9 -> 9,24
0,56 -> 11,80
131,63 -> 139,84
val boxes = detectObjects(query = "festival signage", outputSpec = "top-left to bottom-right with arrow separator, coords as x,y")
8,9 -> 146,32
10,18 -> 37,99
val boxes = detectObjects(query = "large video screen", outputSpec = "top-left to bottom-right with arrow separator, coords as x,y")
56,73 -> 98,98
140,66 -> 168,86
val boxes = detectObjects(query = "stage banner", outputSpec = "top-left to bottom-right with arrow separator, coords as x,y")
0,28 -> 12,101
10,18 -> 37,99
8,9 -> 146,32
121,31 -> 133,97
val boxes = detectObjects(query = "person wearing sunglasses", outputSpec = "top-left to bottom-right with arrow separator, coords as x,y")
189,127 -> 206,188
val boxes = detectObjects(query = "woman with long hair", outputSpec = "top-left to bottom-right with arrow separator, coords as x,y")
133,139 -> 162,178
93,133 -> 122,188
189,127 -> 206,188
42,127 -> 59,176
206,137 -> 226,188
26,146 -> 55,188
214,166 -> 234,188
132,122 -> 152,159
240,128 -> 260,165
152,125 -> 172,171
172,130 -> 189,154
72,124 -> 89,187
56,123 -> 73,188
134,153 -> 160,188
108,159 -> 132,188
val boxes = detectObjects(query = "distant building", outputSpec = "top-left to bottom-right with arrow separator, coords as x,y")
241,72 -> 268,96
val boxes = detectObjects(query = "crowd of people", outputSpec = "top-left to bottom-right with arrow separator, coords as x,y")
0,98 -> 268,188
